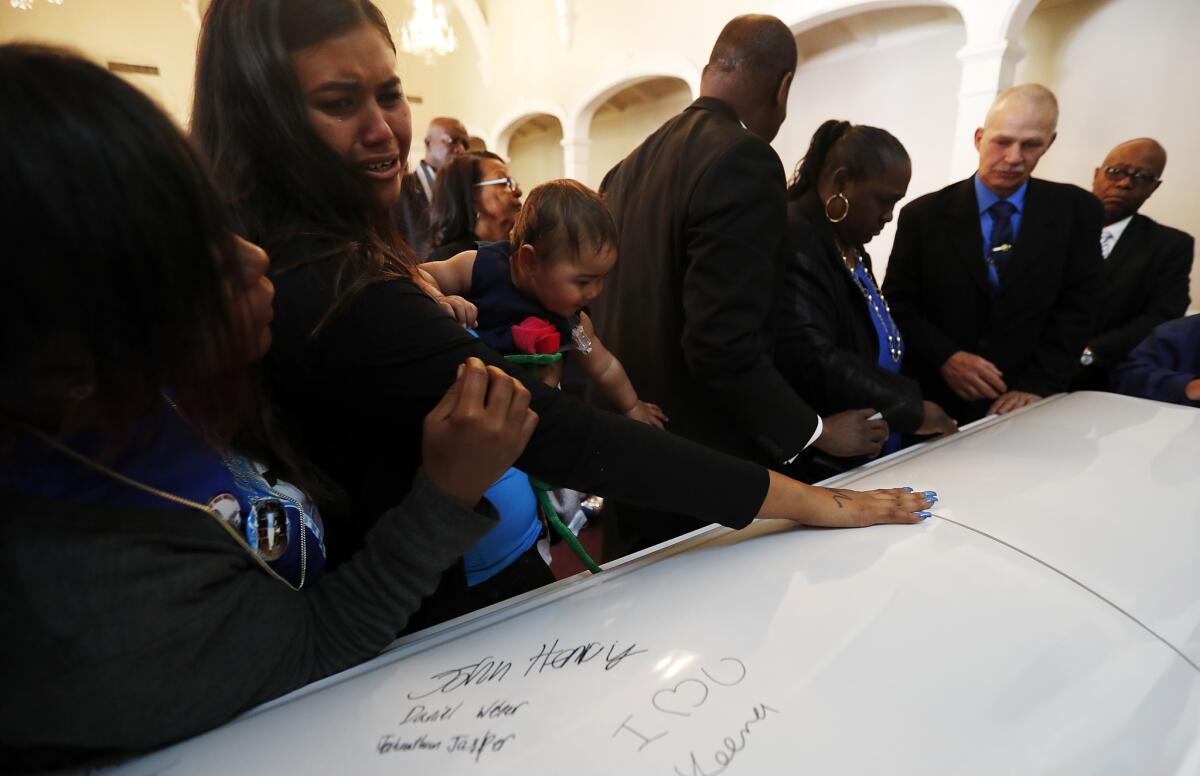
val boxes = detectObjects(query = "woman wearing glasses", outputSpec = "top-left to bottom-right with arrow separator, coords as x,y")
774,120 -> 958,477
427,151 -> 523,260
192,0 -> 933,629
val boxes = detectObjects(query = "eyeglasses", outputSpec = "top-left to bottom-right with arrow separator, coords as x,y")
1103,166 -> 1160,186
475,177 -> 520,192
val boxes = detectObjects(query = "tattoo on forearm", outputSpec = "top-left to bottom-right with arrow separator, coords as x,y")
832,491 -> 853,509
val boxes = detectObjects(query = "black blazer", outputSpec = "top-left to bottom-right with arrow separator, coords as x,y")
1074,213 -> 1194,389
882,176 -> 1103,422
595,97 -> 820,465
775,191 -> 924,433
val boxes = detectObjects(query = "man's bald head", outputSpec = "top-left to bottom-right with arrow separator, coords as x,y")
985,84 -> 1059,133
707,14 -> 797,83
424,117 -> 469,171
973,83 -> 1059,197
701,15 -> 797,142
1103,138 -> 1166,173
1093,138 -> 1167,224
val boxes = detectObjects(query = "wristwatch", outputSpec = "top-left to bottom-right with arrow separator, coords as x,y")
1080,347 -> 1095,367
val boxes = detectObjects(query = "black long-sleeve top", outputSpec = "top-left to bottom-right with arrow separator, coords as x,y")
263,234 -> 769,567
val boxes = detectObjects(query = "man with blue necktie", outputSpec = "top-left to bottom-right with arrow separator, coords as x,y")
882,84 -> 1102,423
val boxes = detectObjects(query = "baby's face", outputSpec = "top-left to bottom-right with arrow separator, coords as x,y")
529,242 -> 617,318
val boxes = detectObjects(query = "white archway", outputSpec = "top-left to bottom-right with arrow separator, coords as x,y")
769,0 -> 1027,178
567,57 -> 701,143
580,76 -> 693,188
498,112 -> 566,192
559,57 -> 701,182
493,103 -> 569,159
776,0 -> 959,36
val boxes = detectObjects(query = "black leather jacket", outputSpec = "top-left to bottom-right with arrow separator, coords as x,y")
774,190 -> 925,434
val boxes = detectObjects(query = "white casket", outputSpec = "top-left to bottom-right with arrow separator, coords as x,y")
111,391 -> 1200,775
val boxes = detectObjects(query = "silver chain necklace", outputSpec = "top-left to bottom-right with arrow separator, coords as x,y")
839,246 -> 904,364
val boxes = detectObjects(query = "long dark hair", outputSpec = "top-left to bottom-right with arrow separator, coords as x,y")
428,151 -> 503,248
192,0 -> 411,333
0,44 -> 250,440
788,119 -> 909,199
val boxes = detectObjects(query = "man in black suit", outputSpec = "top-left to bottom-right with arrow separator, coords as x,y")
882,84 -> 1102,423
396,117 -> 469,257
595,15 -> 887,558
1074,138 -> 1193,390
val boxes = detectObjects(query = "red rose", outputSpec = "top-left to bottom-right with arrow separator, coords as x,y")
511,316 -> 561,354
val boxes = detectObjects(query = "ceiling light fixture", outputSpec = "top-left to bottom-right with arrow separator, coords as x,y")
399,0 -> 457,64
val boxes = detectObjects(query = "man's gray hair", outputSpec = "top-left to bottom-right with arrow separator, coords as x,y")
986,83 -> 1059,131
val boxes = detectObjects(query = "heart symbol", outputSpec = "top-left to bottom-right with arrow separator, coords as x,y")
701,657 -> 747,687
652,678 -> 709,717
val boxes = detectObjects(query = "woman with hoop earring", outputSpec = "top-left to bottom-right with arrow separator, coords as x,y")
774,120 -> 957,477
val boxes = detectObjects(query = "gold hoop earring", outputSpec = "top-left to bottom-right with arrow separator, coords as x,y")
824,192 -> 850,224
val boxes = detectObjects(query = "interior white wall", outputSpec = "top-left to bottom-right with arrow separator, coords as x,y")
777,7 -> 965,278
1015,0 -> 1200,308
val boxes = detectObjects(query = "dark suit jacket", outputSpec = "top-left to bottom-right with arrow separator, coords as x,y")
882,176 -> 1103,422
1073,213 -> 1194,390
776,191 -> 924,434
595,97 -> 820,555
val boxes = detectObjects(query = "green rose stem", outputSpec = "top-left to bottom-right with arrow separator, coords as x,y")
528,474 -> 603,574
502,351 -> 601,574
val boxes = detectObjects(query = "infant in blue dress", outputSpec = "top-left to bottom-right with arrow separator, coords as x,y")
422,179 -> 667,428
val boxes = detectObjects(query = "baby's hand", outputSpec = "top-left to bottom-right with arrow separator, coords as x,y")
626,400 -> 668,429
414,266 -> 477,328
438,295 -> 478,328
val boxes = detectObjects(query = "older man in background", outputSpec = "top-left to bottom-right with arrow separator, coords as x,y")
396,116 -> 469,257
1073,138 -> 1193,390
883,84 -> 1102,423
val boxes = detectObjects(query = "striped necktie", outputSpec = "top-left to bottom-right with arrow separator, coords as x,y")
1100,230 -> 1116,259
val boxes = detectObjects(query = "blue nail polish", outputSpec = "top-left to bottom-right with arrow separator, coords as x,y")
903,486 -> 914,493
923,491 -> 937,498
916,511 -> 932,519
